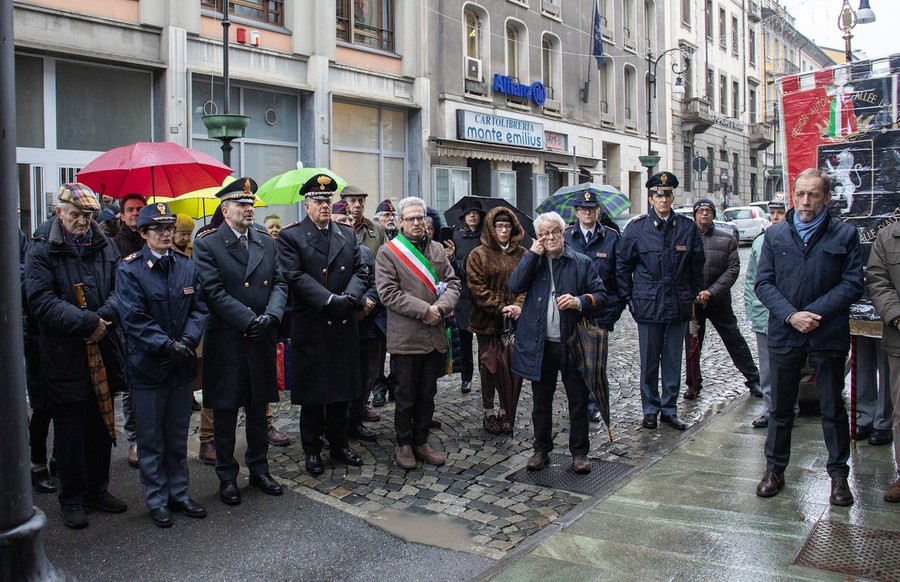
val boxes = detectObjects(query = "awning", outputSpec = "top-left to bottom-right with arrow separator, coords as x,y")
434,138 -> 540,164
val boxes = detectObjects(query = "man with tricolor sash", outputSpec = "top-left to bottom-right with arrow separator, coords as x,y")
375,196 -> 460,469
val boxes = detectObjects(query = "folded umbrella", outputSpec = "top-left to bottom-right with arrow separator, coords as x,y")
685,302 -> 702,394
566,318 -> 613,442
74,283 -> 116,444
537,183 -> 631,223
478,318 -> 523,431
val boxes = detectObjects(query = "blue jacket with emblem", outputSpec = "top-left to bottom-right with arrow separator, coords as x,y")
564,223 -> 624,330
116,246 -> 208,389
755,209 -> 863,352
508,246 -> 606,382
616,209 -> 705,324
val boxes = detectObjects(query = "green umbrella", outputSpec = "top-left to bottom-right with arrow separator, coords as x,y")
256,167 -> 347,205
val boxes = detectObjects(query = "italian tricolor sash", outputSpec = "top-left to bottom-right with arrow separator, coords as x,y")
386,234 -> 439,296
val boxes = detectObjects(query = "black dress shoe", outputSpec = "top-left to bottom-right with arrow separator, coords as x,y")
756,470 -> 785,497
660,414 -> 687,431
642,414 -> 657,429
150,507 -> 173,528
751,414 -> 769,428
830,476 -> 854,506
748,384 -> 763,398
31,468 -> 58,493
371,385 -> 388,408
587,406 -> 602,423
219,480 -> 241,506
348,423 -> 377,442
305,454 -> 325,476
169,498 -> 207,518
460,381 -> 472,394
854,425 -> 873,441
249,473 -> 284,496
868,429 -> 893,446
331,447 -> 364,466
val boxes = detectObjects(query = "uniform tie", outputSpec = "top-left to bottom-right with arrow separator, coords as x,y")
585,230 -> 593,244
239,234 -> 248,250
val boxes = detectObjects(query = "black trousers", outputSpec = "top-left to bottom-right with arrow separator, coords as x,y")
684,301 -> 760,389
301,402 -> 349,455
213,403 -> 269,482
459,329 -> 474,383
765,346 -> 850,478
531,341 -> 590,456
393,350 -> 445,446
50,399 -> 112,506
349,338 -> 384,423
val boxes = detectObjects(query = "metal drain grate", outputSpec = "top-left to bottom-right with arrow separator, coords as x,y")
506,454 -> 633,495
796,521 -> 900,582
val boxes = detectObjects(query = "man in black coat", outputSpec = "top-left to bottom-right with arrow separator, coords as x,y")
683,198 -> 760,400
276,173 -> 368,476
25,183 -> 128,529
193,178 -> 288,506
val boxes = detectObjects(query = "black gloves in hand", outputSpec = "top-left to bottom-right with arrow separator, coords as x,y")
160,340 -> 193,369
329,294 -> 356,319
245,314 -> 278,340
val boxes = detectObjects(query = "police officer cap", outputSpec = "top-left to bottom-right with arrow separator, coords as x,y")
768,198 -> 786,209
573,189 -> 600,208
693,198 -> 716,215
216,177 -> 258,204
299,173 -> 338,200
137,202 -> 177,230
375,199 -> 395,213
646,171 -> 679,191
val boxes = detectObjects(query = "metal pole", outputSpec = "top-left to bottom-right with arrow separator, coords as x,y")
646,51 -> 653,163
221,6 -> 232,167
0,0 -> 63,576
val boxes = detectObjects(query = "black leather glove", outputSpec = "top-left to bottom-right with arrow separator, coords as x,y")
165,340 -> 194,364
329,294 -> 355,319
260,314 -> 279,329
244,317 -> 264,340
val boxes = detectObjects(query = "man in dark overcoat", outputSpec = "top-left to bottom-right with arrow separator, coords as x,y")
276,173 -> 368,476
192,178 -> 288,506
25,183 -> 128,529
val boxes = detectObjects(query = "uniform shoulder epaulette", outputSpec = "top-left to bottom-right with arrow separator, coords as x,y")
632,213 -> 648,221
281,221 -> 302,230
195,229 -> 216,239
123,251 -> 141,262
254,227 -> 272,238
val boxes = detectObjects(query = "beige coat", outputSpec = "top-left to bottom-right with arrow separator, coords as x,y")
375,237 -> 460,355
866,220 -> 900,356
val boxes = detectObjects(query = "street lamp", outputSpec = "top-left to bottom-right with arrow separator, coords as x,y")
639,48 -> 688,178
838,0 -> 877,63
202,6 -> 249,168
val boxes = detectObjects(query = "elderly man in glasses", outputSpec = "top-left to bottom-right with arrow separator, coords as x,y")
617,171 -> 705,432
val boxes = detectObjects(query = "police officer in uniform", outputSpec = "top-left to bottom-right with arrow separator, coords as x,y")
276,174 -> 368,476
117,202 -> 209,527
617,171 -> 704,431
193,178 -> 288,505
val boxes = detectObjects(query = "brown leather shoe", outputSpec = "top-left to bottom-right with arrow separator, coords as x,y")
572,455 -> 592,474
267,426 -> 291,447
756,470 -> 785,497
363,406 -> 381,422
526,451 -> 548,471
414,443 -> 446,466
830,476 -> 854,507
199,442 -> 216,465
884,477 -> 900,502
394,445 -> 416,470
127,443 -> 139,468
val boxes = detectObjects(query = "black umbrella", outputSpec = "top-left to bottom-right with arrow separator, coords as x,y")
478,318 -> 523,433
444,196 -> 536,239
685,303 -> 702,396
566,318 -> 613,442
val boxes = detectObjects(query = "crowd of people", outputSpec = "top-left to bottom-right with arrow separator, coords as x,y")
20,167 -> 900,531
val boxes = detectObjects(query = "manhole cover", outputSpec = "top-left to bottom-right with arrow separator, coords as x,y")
506,454 -> 633,495
796,521 -> 900,582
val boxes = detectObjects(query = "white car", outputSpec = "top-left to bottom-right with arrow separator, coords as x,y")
723,206 -> 771,243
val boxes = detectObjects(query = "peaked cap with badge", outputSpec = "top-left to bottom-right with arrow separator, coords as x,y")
646,171 -> 679,192
299,173 -> 339,200
573,189 -> 600,208
137,201 -> 177,230
216,177 -> 258,204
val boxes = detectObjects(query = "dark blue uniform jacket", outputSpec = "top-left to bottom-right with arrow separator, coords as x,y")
564,224 -> 624,330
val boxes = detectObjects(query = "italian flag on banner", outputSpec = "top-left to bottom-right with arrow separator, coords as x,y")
386,234 -> 439,296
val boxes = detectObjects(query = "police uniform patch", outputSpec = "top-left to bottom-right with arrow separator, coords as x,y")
183,287 -> 194,295
596,252 -> 608,258
676,245 -> 687,252
123,251 -> 141,262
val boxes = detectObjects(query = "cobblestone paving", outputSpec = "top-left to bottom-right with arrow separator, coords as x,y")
190,247 -> 762,559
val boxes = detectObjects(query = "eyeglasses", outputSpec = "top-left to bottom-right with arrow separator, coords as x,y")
651,192 -> 674,198
575,206 -> 598,212
538,229 -> 563,238
494,224 -> 512,231
149,225 -> 176,235
402,215 -> 426,223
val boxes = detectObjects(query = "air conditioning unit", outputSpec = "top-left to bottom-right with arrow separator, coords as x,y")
465,57 -> 482,82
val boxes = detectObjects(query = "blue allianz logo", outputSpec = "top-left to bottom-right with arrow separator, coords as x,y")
492,74 -> 547,107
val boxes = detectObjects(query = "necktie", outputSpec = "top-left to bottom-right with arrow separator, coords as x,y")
239,234 -> 248,250
585,230 -> 593,244
321,227 -> 330,239
157,255 -> 171,273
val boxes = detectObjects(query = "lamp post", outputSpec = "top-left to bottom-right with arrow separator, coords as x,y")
838,0 -> 876,63
639,47 -> 688,178
202,6 -> 249,168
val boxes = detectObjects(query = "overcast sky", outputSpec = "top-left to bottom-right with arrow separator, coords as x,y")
776,0 -> 897,61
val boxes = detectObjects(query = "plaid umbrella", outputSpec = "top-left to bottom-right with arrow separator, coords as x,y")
566,318 -> 613,442
478,319 -> 523,431
256,167 -> 347,205
537,183 -> 631,223
74,283 -> 116,444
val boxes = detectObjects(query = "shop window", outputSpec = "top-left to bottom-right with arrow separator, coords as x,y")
433,166 -> 472,212
15,55 -> 44,149
336,0 -> 394,52
333,101 -> 408,200
202,0 -> 284,27
533,173 -> 549,212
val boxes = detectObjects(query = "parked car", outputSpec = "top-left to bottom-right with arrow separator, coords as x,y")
673,206 -> 739,241
749,201 -> 770,214
724,206 -> 771,243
